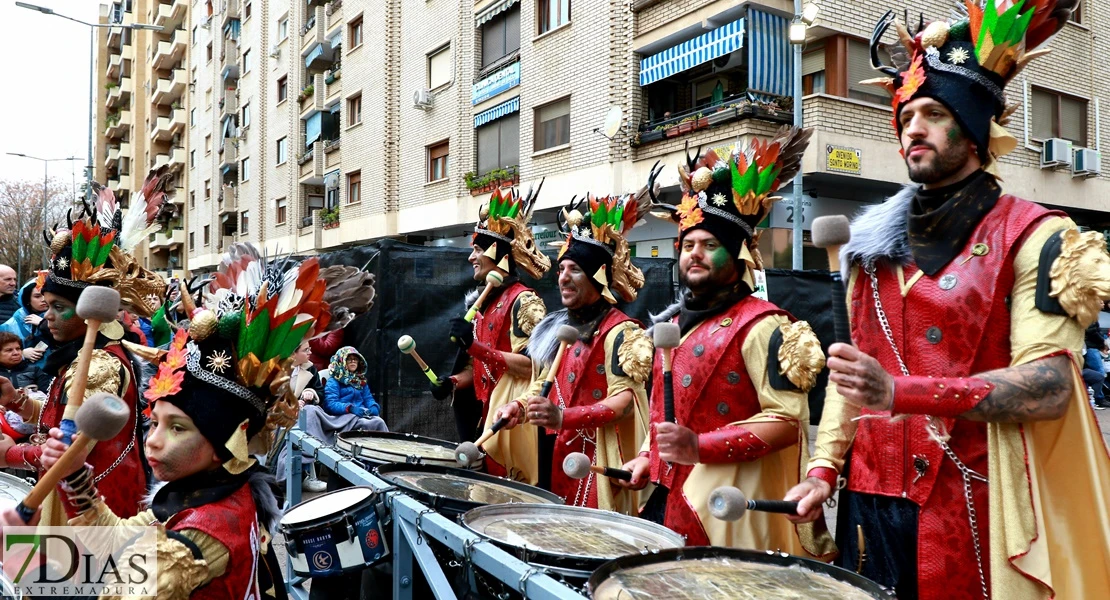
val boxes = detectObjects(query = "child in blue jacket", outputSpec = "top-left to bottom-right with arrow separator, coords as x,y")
324,346 -> 380,418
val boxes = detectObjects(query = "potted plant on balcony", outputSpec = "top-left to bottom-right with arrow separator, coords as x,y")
321,207 -> 340,229
297,84 -> 315,102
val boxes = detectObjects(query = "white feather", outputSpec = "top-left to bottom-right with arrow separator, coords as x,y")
118,191 -> 161,252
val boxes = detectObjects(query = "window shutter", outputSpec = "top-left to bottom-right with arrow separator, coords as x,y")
1031,89 -> 1056,140
802,45 -> 825,76
1059,96 -> 1087,146
847,39 -> 889,101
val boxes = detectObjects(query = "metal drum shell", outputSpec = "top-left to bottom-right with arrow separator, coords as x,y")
374,463 -> 562,519
279,486 -> 389,577
587,546 -> 895,599
0,472 -> 33,504
335,430 -> 483,470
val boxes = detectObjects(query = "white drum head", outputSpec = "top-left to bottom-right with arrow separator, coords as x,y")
281,487 -> 373,526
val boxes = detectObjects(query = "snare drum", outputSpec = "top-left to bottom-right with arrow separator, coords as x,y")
279,487 -> 389,578
462,504 -> 684,589
375,463 -> 562,518
336,431 -> 481,470
0,472 -> 32,504
588,547 -> 894,599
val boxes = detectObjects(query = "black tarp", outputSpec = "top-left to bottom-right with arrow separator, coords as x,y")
316,240 -> 836,440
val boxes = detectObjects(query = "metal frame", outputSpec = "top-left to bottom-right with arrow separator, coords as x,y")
284,414 -> 587,600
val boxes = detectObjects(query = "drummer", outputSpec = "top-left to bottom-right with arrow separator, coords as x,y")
498,193 -> 651,514
431,186 -> 550,484
617,135 -> 833,558
39,247 -> 330,599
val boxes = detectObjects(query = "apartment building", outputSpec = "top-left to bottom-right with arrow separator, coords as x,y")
93,0 -> 190,277
95,0 -> 1102,275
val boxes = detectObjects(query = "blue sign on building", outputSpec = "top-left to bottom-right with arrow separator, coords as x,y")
472,62 -> 521,105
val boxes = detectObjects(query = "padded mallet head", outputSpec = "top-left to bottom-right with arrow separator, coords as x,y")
653,322 -> 681,350
455,441 -> 482,467
556,325 -> 579,345
811,215 -> 851,249
397,335 -> 416,354
708,486 -> 748,521
74,392 -> 131,442
76,286 -> 122,323
485,271 -> 504,287
562,452 -> 593,480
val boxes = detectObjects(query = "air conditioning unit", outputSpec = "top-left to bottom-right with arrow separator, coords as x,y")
1072,147 -> 1101,178
1041,138 -> 1073,169
270,44 -> 281,58
413,89 -> 433,110
711,50 -> 744,73
200,16 -> 211,30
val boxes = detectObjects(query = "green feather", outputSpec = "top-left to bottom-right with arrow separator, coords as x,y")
508,201 -> 520,219
240,308 -> 272,358
1010,8 -> 1035,46
992,1 -> 1023,46
612,206 -> 625,229
730,159 -> 744,196
93,239 -> 113,267
262,317 -> 296,362
738,159 -> 759,198
593,201 -> 608,227
976,0 -> 1000,59
756,165 -> 780,197
280,322 -> 314,359
72,233 -> 88,264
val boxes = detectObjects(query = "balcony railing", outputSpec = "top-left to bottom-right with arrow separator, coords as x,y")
632,92 -> 793,147
152,69 -> 186,106
221,0 -> 240,30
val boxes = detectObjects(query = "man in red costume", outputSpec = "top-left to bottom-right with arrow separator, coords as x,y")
618,131 -> 831,557
432,185 -> 549,483
786,4 -> 1110,600
498,193 -> 651,514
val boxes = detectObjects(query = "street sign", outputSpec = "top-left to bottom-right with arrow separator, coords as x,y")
826,145 -> 862,175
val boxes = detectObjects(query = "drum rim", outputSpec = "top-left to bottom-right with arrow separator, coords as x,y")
586,546 -> 896,599
335,430 -> 466,466
461,503 -> 685,565
374,463 -> 563,508
279,485 -> 378,530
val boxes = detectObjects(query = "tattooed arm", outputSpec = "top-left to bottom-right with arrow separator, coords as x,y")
961,354 -> 1072,422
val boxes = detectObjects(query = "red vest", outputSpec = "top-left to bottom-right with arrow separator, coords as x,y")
548,308 -> 636,508
647,296 -> 786,545
43,342 -> 146,520
471,282 -> 530,407
165,483 -> 261,599
848,195 -> 1060,600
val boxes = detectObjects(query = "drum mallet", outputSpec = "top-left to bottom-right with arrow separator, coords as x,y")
451,271 -> 504,344
15,392 -> 131,523
397,335 -> 438,384
653,323 -> 681,423
563,452 -> 632,482
454,325 -> 579,467
60,286 -> 122,444
812,215 -> 852,345
708,486 -> 800,521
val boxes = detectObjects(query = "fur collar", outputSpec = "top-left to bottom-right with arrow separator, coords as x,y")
144,469 -> 282,532
463,287 -> 482,311
648,299 -> 683,333
840,184 -> 918,278
527,309 -> 570,367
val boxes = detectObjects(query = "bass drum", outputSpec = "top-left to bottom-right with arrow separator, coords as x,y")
588,547 -> 895,600
375,463 -> 562,519
336,431 -> 481,470
0,472 -> 32,504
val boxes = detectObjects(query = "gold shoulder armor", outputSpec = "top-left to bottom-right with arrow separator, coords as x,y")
64,349 -> 122,401
154,528 -> 210,599
515,292 -> 547,337
617,324 -> 653,384
1049,228 -> 1110,327
778,321 -> 826,393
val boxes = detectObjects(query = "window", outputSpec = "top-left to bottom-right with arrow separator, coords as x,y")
205,88 -> 212,109
242,102 -> 251,128
203,225 -> 210,245
278,17 -> 288,41
244,0 -> 251,20
190,107 -> 196,126
534,98 -> 570,151
428,45 -> 452,89
1032,87 -> 1088,146
846,39 -> 890,104
802,45 -> 826,95
241,157 -> 251,181
241,211 -> 250,234
277,76 -> 288,102
476,113 -> 520,175
347,94 -> 362,126
349,16 -> 363,48
206,42 -> 213,63
1070,4 -> 1082,24
190,150 -> 196,168
191,26 -> 197,44
189,191 -> 195,208
481,7 -> 520,68
242,49 -> 251,74
538,0 -> 570,35
276,137 -> 287,164
428,141 -> 449,182
189,231 -> 194,250
205,179 -> 211,201
347,171 -> 361,204
275,198 -> 287,224
205,135 -> 212,154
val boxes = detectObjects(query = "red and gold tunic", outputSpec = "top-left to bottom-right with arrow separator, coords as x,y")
165,483 -> 261,599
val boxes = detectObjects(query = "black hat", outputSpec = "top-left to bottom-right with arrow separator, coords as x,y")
555,193 -> 649,303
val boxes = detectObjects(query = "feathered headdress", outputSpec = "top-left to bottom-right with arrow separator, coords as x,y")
666,126 -> 812,276
866,1 -> 1078,174
42,167 -> 172,317
146,243 -> 331,473
554,189 -> 650,304
472,181 -> 551,279
320,265 -> 376,331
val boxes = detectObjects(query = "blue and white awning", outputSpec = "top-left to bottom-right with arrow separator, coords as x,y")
474,96 -> 519,128
475,0 -> 519,27
748,9 -> 792,98
639,18 -> 745,86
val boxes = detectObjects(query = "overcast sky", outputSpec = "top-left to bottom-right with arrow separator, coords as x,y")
0,1 -> 101,187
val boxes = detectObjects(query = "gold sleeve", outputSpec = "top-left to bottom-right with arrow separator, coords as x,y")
62,349 -> 123,402
741,314 -> 808,423
1011,217 -> 1085,367
510,292 -> 547,352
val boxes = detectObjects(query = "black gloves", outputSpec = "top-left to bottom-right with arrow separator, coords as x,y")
430,377 -> 455,401
449,317 -> 474,350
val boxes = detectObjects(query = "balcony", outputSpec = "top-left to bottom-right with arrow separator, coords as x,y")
301,6 -> 325,56
220,143 -> 239,183
298,141 -> 323,183
325,0 -> 343,34
220,89 -> 238,118
324,139 -> 341,169
221,38 -> 239,82
151,228 -> 185,249
152,29 -> 188,70
105,146 -> 121,170
106,54 -> 123,79
112,173 -> 133,194
325,65 -> 341,101
155,0 -> 188,30
153,146 -> 186,172
106,12 -> 132,49
104,78 -> 132,109
219,235 -> 236,252
151,108 -> 186,142
104,109 -> 131,139
222,0 -> 240,30
299,73 -> 325,117
152,69 -> 186,106
218,186 -> 238,214
632,93 -> 793,148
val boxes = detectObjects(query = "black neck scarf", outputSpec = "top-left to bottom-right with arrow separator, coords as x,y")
678,283 -> 752,336
907,170 -> 1001,276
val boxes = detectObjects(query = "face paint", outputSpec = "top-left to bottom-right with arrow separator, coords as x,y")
708,246 -> 731,270
146,401 -> 220,481
59,307 -> 76,320
43,292 -> 87,343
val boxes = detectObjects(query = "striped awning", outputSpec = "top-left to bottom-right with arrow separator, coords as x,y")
639,18 -> 745,86
748,9 -> 792,98
474,96 -> 519,128
475,0 -> 519,27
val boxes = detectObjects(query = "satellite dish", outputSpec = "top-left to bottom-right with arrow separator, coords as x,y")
600,106 -> 624,139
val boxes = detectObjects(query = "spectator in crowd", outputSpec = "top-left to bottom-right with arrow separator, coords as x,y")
0,266 -> 19,324
0,279 -> 51,368
291,340 -> 324,405
0,331 -> 52,391
1083,323 -> 1108,409
324,347 -> 380,419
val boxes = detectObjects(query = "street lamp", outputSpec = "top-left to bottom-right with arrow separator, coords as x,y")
788,2 -> 819,270
14,3 -> 163,202
3,153 -> 80,276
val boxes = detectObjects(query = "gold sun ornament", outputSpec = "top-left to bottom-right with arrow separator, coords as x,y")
206,349 -> 232,374
711,192 -> 728,207
946,47 -> 970,65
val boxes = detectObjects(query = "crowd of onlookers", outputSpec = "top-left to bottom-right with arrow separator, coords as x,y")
1082,300 -> 1110,410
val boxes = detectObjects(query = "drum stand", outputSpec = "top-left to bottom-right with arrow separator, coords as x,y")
285,412 -> 587,600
